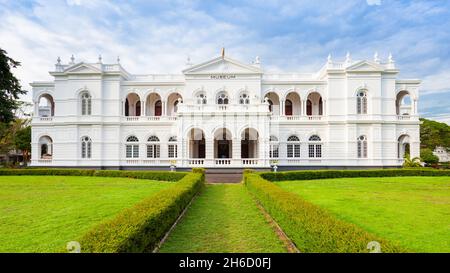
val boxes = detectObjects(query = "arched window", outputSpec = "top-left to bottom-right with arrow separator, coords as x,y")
125,93 -> 141,116
357,90 -> 368,114
269,136 -> 279,158
147,136 -> 160,158
308,135 -> 322,158
239,93 -> 250,104
287,135 -> 301,158
81,92 -> 92,115
126,136 -> 139,158
196,93 -> 207,104
38,94 -> 55,117
217,92 -> 229,105
168,136 -> 178,158
357,135 -> 368,158
39,136 -> 53,159
81,136 -> 92,159
285,100 -> 293,116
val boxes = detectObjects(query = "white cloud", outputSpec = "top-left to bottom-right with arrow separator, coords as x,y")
366,0 -> 381,6
66,0 -> 82,6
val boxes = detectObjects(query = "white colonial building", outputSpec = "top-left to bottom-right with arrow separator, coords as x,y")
30,51 -> 420,169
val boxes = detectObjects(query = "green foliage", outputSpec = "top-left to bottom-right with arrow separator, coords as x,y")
0,168 -> 96,176
192,168 -> 205,174
94,170 -> 187,182
78,171 -> 205,253
402,157 -> 421,168
420,148 -> 439,165
260,168 -> 450,182
420,118 -> 450,150
0,176 -> 171,252
14,125 -> 30,151
277,177 -> 450,252
0,48 -> 27,124
0,118 -> 27,155
159,184 -> 287,253
244,173 -> 406,253
0,168 -> 188,181
13,125 -> 31,162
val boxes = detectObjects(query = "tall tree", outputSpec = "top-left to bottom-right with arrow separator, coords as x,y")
420,118 -> 450,150
14,125 -> 31,164
0,48 -> 27,123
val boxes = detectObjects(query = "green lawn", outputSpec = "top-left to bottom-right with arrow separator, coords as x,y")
159,184 -> 287,253
0,176 -> 171,252
277,176 -> 450,253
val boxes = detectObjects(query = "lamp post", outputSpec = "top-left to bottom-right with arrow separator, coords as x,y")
170,160 -> 176,172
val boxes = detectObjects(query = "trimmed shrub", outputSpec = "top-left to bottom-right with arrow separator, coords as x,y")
93,170 -> 186,182
261,168 -> 450,182
244,173 -> 406,253
0,168 -> 187,182
192,168 -> 205,174
0,168 -> 96,176
77,171 -> 205,253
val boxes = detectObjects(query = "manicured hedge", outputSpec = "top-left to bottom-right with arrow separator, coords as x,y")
261,168 -> 450,182
0,168 -> 187,182
93,170 -> 186,182
77,170 -> 205,253
0,168 -> 96,176
244,173 -> 406,253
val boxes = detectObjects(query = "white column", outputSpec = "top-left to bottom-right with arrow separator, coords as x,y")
232,137 -> 241,160
34,101 -> 39,117
280,100 -> 284,116
205,137 -> 214,160
162,101 -> 166,116
141,100 -> 145,116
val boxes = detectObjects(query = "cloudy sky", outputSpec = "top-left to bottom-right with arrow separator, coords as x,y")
1,0 -> 449,123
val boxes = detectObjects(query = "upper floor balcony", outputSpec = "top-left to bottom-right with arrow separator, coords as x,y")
177,103 -> 270,114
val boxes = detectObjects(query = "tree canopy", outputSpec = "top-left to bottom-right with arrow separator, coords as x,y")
420,118 -> 450,151
0,48 -> 27,124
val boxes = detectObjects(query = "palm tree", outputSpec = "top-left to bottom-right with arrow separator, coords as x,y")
403,157 -> 421,168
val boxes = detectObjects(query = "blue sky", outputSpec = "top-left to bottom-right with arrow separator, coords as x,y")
0,0 -> 449,123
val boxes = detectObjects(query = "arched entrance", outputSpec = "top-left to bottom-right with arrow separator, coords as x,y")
214,128 -> 232,159
188,128 -> 205,159
398,134 -> 411,159
241,128 -> 259,159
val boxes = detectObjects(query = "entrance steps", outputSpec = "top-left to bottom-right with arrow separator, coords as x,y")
204,168 -> 271,183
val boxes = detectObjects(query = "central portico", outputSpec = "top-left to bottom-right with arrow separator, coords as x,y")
178,53 -> 270,168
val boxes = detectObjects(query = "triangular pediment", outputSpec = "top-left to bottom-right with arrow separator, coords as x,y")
183,56 -> 262,75
64,63 -> 102,74
346,60 -> 384,72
